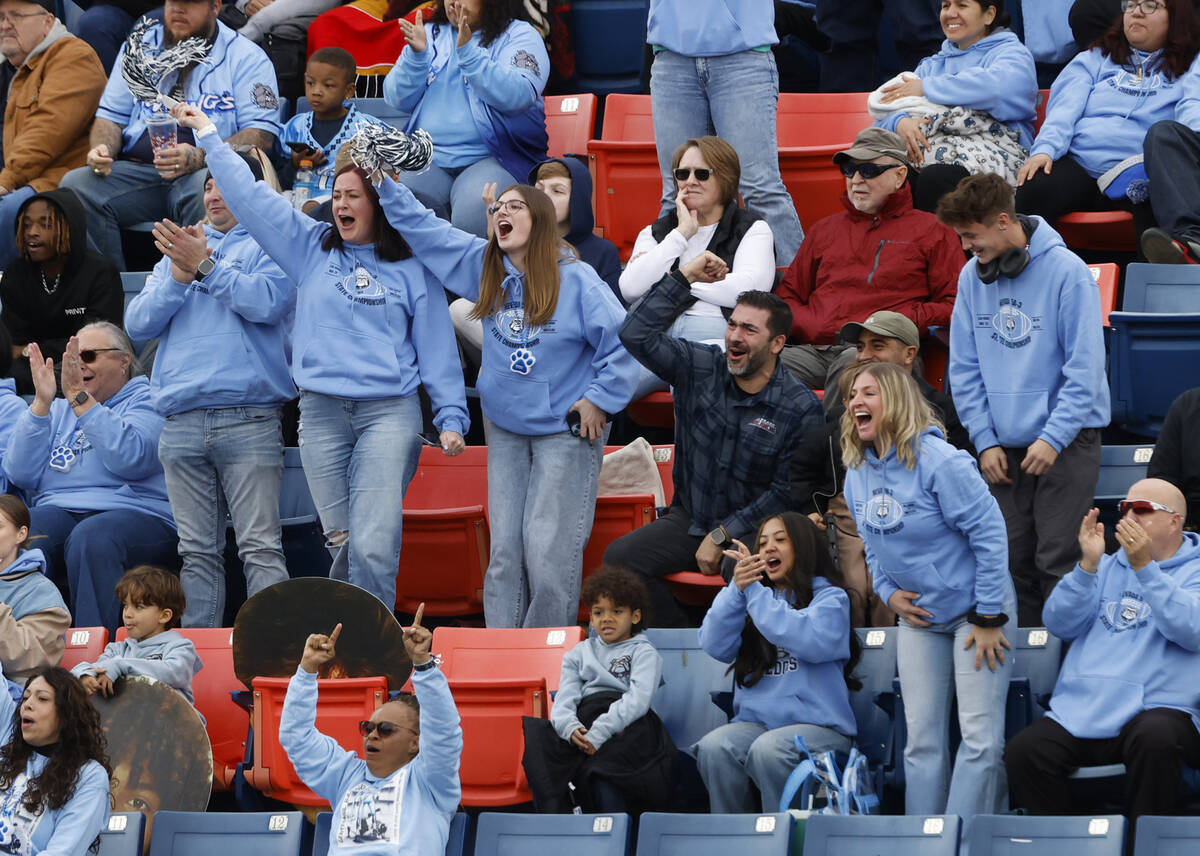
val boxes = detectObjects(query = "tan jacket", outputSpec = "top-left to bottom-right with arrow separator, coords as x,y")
0,22 -> 105,193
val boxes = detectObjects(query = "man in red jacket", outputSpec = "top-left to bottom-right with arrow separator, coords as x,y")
777,127 -> 964,394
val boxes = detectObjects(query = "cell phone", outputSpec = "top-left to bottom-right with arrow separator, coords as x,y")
285,142 -> 316,154
759,568 -> 771,587
567,408 -> 582,437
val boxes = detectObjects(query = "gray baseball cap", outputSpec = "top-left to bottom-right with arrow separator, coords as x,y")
833,127 -> 910,167
840,310 -> 920,347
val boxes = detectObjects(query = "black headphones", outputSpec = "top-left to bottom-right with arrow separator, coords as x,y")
976,246 -> 1031,284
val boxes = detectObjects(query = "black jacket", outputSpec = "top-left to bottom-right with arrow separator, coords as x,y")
1147,386 -> 1200,532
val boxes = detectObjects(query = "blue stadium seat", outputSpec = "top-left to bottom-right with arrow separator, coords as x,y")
1095,445 -> 1153,526
312,811 -> 469,856
293,97 -> 409,130
642,628 -> 733,752
802,814 -> 960,856
97,812 -> 145,856
967,814 -> 1126,856
149,811 -> 307,856
569,0 -> 652,95
1121,264 -> 1200,312
1133,816 -> 1200,856
635,812 -> 791,856
120,271 -> 151,314
850,627 -> 899,771
1007,627 -> 1063,738
280,447 -> 330,579
474,813 -> 630,856
1106,311 -> 1200,437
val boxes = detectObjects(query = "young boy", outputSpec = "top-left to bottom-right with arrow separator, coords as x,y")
70,566 -> 202,704
281,47 -> 384,201
521,568 -> 677,813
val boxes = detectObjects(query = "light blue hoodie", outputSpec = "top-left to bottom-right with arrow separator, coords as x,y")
280,665 -> 461,856
125,224 -> 296,416
844,428 -> 1013,622
0,666 -> 110,855
195,132 -> 469,436
381,180 -> 639,436
1045,532 -> 1200,739
1,377 -> 173,527
698,578 -> 856,737
877,30 -> 1038,149
0,549 -> 71,681
1031,46 -> 1200,178
69,629 -> 203,705
948,216 -> 1110,453
551,632 -> 661,750
0,380 -> 25,495
647,0 -> 777,56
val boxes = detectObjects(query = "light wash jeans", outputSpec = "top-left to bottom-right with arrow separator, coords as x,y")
58,161 -> 208,271
297,391 -> 422,609
630,311 -> 728,401
482,416 -> 607,628
897,603 -> 1015,823
237,0 -> 340,41
650,48 -> 804,266
397,157 -> 518,239
694,720 -> 851,813
0,186 -> 37,269
158,406 -> 289,627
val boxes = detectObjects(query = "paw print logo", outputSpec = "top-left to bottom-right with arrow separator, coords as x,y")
48,445 -> 76,473
0,817 -> 12,844
509,347 -> 536,375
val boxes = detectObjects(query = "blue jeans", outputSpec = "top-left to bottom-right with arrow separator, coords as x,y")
0,186 -> 37,269
58,160 -> 207,271
482,417 -> 607,628
158,406 -> 289,627
396,157 -> 518,239
630,311 -> 728,400
650,48 -> 804,266
896,605 -> 1015,821
29,505 -> 178,632
694,720 -> 851,813
297,391 -> 422,608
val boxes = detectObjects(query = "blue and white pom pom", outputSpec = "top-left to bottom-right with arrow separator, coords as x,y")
348,124 -> 434,179
121,16 -> 212,108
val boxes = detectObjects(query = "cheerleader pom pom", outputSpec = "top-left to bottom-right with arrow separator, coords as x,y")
348,125 -> 434,182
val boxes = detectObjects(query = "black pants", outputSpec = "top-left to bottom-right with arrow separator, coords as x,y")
1014,154 -> 1154,238
911,164 -> 970,214
1006,708 -> 1200,819
814,0 -> 942,93
1144,120 -> 1200,244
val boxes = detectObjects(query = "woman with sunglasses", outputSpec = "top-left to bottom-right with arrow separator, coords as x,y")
871,0 -> 1037,211
171,103 -> 469,613
840,360 -> 1015,830
383,180 -> 639,628
619,136 -> 775,401
1016,0 -> 1200,234
2,322 -> 176,634
384,0 -> 549,239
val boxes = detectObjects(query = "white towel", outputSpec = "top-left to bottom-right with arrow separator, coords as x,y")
867,72 -> 946,120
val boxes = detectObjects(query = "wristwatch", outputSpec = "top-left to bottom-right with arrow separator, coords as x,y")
72,390 -> 89,407
194,257 -> 216,282
708,525 -> 733,551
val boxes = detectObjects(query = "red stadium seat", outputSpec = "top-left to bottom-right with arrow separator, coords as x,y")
432,625 -> 584,696
59,627 -> 108,671
450,676 -> 547,806
627,390 -> 676,428
1034,88 -> 1049,133
1090,263 -> 1120,326
546,93 -> 598,158
1057,210 -> 1137,253
587,94 -> 660,261
662,571 -> 726,606
243,675 -> 386,806
115,626 -> 247,791
583,490 -> 656,619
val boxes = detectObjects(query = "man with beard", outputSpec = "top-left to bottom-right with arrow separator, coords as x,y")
607,255 -> 823,626
59,0 -> 280,270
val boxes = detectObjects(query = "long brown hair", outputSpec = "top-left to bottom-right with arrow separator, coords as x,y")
470,185 -> 565,327
1092,0 -> 1200,79
0,496 -> 32,553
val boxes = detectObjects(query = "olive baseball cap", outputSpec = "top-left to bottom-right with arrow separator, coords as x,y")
840,310 -> 920,347
833,127 -> 910,166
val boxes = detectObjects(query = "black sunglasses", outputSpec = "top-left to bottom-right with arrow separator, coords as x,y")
673,167 -> 713,182
840,162 -> 901,179
80,348 -> 121,364
358,720 -> 417,738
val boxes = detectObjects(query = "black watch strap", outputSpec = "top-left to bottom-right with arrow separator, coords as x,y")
967,608 -> 1008,628
412,658 -> 438,672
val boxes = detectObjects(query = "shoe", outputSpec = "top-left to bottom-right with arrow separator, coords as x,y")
1140,227 -> 1200,264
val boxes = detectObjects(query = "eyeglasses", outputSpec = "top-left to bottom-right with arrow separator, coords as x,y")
840,162 -> 901,179
1122,0 -> 1163,13
1118,499 -> 1178,516
487,199 -> 528,216
358,720 -> 418,738
0,10 -> 49,23
80,348 -> 121,364
673,167 -> 713,182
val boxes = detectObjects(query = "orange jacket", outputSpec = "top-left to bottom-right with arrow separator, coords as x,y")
0,24 -> 104,193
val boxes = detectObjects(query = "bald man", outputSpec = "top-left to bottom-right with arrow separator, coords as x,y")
1005,479 -> 1200,822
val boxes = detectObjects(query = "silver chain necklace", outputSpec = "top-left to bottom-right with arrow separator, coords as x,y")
40,268 -> 61,296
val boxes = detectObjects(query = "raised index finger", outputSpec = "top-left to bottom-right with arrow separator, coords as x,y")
327,622 -> 343,646
412,602 -> 425,629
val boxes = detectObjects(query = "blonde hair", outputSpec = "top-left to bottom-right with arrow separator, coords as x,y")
838,361 -> 942,471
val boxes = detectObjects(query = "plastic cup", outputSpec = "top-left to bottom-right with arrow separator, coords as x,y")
147,113 -> 178,156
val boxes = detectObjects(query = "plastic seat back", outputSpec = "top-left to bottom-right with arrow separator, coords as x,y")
148,810 -> 306,856
546,94 -> 598,158
968,814 -> 1126,856
1107,312 -> 1200,437
98,812 -> 145,856
432,625 -> 584,695
1121,263 -> 1200,312
312,810 -> 469,856
1094,445 -> 1153,527
475,812 -> 630,855
583,489 -> 656,617
243,675 -> 386,806
587,94 -> 660,261
635,812 -> 792,856
850,627 -> 898,768
802,814 -> 960,856
1133,816 -> 1200,856
1088,264 -> 1119,326
59,626 -> 109,671
451,676 -> 549,806
1007,628 -> 1063,738
569,0 -> 651,95
642,628 -> 733,752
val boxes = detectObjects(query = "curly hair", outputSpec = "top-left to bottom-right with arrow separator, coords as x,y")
0,669 -> 111,815
581,566 -> 651,632
731,513 -> 862,693
428,0 -> 529,47
1092,0 -> 1200,80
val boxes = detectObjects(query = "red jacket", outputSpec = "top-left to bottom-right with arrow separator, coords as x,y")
777,184 -> 964,344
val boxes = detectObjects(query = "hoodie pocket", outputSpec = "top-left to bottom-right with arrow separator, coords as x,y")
984,388 -> 1049,445
478,362 -> 556,433
159,332 -> 255,399
1052,673 -> 1143,737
